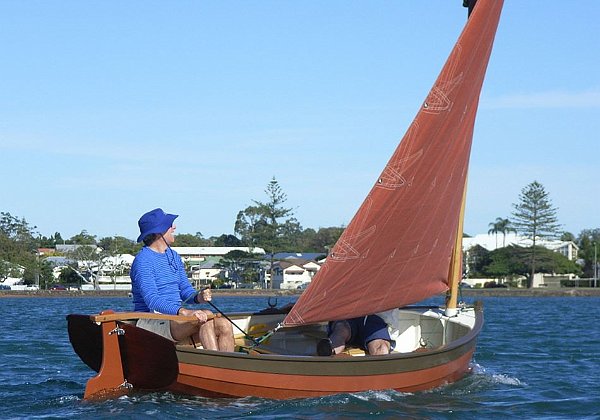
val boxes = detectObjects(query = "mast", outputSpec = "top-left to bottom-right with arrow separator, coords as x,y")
445,177 -> 468,317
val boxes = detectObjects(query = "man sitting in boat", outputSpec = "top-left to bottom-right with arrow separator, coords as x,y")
130,208 -> 234,351
317,313 -> 393,356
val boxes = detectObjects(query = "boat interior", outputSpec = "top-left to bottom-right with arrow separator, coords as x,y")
177,306 -> 477,357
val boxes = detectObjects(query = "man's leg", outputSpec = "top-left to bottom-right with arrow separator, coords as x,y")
366,339 -> 391,355
329,321 -> 351,354
213,317 -> 235,352
170,310 -> 219,350
317,320 -> 352,356
361,315 -> 392,355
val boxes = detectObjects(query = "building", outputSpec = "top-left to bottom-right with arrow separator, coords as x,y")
271,259 -> 322,290
172,247 -> 266,267
190,261 -> 222,288
462,233 -> 578,261
462,233 -> 580,288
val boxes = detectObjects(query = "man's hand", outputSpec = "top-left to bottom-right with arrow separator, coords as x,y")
197,287 -> 212,303
178,308 -> 209,323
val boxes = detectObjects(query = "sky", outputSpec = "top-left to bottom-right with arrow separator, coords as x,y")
1,1 -> 598,242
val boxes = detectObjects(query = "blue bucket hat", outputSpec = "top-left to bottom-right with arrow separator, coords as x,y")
137,208 -> 178,243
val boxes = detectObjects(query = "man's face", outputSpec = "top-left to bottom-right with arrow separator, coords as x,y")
163,224 -> 176,244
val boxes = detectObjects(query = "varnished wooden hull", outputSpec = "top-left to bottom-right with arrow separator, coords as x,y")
171,342 -> 476,398
67,305 -> 483,399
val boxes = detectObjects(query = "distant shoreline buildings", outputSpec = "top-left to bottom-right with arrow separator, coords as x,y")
1,235 -> 581,291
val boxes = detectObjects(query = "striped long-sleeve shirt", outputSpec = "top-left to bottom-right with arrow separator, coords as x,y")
130,246 -> 197,315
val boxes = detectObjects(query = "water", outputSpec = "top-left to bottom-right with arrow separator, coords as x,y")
1,295 -> 599,419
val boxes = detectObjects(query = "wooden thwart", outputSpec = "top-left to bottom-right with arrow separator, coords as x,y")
90,312 -> 216,323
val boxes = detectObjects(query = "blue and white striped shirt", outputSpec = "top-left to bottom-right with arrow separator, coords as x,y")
130,246 -> 197,315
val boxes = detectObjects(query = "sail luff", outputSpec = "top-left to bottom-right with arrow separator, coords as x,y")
446,175 -> 468,314
284,0 -> 504,327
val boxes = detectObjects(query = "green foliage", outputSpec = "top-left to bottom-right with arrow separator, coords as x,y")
298,226 -> 345,253
0,212 -> 38,281
511,181 -> 561,287
59,266 -> 85,287
70,230 -> 97,245
235,177 -> 302,254
173,232 -> 212,247
512,181 -> 561,240
576,229 -> 600,278
481,246 -> 526,279
39,232 -> 64,247
213,234 -> 242,247
464,244 -> 489,277
477,245 -> 581,280
487,217 -> 516,248
98,236 -> 139,255
217,250 -> 261,285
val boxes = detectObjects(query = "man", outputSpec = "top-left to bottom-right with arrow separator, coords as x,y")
317,314 -> 393,356
130,208 -> 234,351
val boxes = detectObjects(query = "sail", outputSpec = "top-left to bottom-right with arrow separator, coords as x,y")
284,0 -> 504,327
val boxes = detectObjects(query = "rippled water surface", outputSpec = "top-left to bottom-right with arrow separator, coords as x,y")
1,295 -> 598,419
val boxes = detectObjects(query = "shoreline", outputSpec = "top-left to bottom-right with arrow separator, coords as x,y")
2,288 -> 600,298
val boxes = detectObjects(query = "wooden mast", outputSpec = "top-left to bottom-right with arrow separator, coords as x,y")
445,177 -> 468,316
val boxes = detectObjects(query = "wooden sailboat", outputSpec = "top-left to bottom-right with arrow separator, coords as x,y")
68,0 -> 503,399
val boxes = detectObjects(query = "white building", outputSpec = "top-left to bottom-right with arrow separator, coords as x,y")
271,259 -> 322,290
190,261 -> 222,288
172,246 -> 265,266
462,233 -> 578,261
462,233 -> 580,288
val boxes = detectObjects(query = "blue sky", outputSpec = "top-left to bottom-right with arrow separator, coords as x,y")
1,1 -> 598,242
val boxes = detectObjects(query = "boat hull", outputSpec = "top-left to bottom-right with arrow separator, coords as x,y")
172,343 -> 476,398
67,305 -> 482,399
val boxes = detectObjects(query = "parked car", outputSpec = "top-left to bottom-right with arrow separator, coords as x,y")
50,284 -> 67,290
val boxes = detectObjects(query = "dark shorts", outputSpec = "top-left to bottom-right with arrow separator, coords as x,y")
329,315 -> 392,350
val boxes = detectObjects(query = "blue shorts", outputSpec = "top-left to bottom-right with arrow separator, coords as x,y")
329,315 -> 392,350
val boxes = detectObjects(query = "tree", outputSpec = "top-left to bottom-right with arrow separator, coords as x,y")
0,212 -> 39,284
463,244 -> 490,278
487,217 -> 516,248
217,250 -> 260,287
213,234 -> 242,247
480,245 -> 580,286
173,232 -> 212,247
577,229 -> 600,279
511,181 -> 561,287
234,177 -> 302,288
482,246 -> 524,281
98,236 -> 139,256
299,226 -> 345,254
70,230 -> 97,245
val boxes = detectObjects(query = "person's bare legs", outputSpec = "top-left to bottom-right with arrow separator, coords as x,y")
366,339 -> 390,355
213,317 -> 235,352
170,310 -> 222,350
329,321 -> 352,354
197,320 -> 218,350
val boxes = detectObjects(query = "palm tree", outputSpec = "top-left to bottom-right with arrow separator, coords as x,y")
488,218 -> 502,249
488,217 -> 516,249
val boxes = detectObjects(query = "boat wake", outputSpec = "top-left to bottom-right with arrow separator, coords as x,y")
459,362 -> 525,391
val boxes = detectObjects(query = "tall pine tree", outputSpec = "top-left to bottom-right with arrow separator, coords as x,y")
234,177 -> 301,288
511,181 -> 561,288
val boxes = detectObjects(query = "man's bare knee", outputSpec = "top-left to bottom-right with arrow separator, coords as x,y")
367,339 -> 390,355
214,318 -> 233,334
